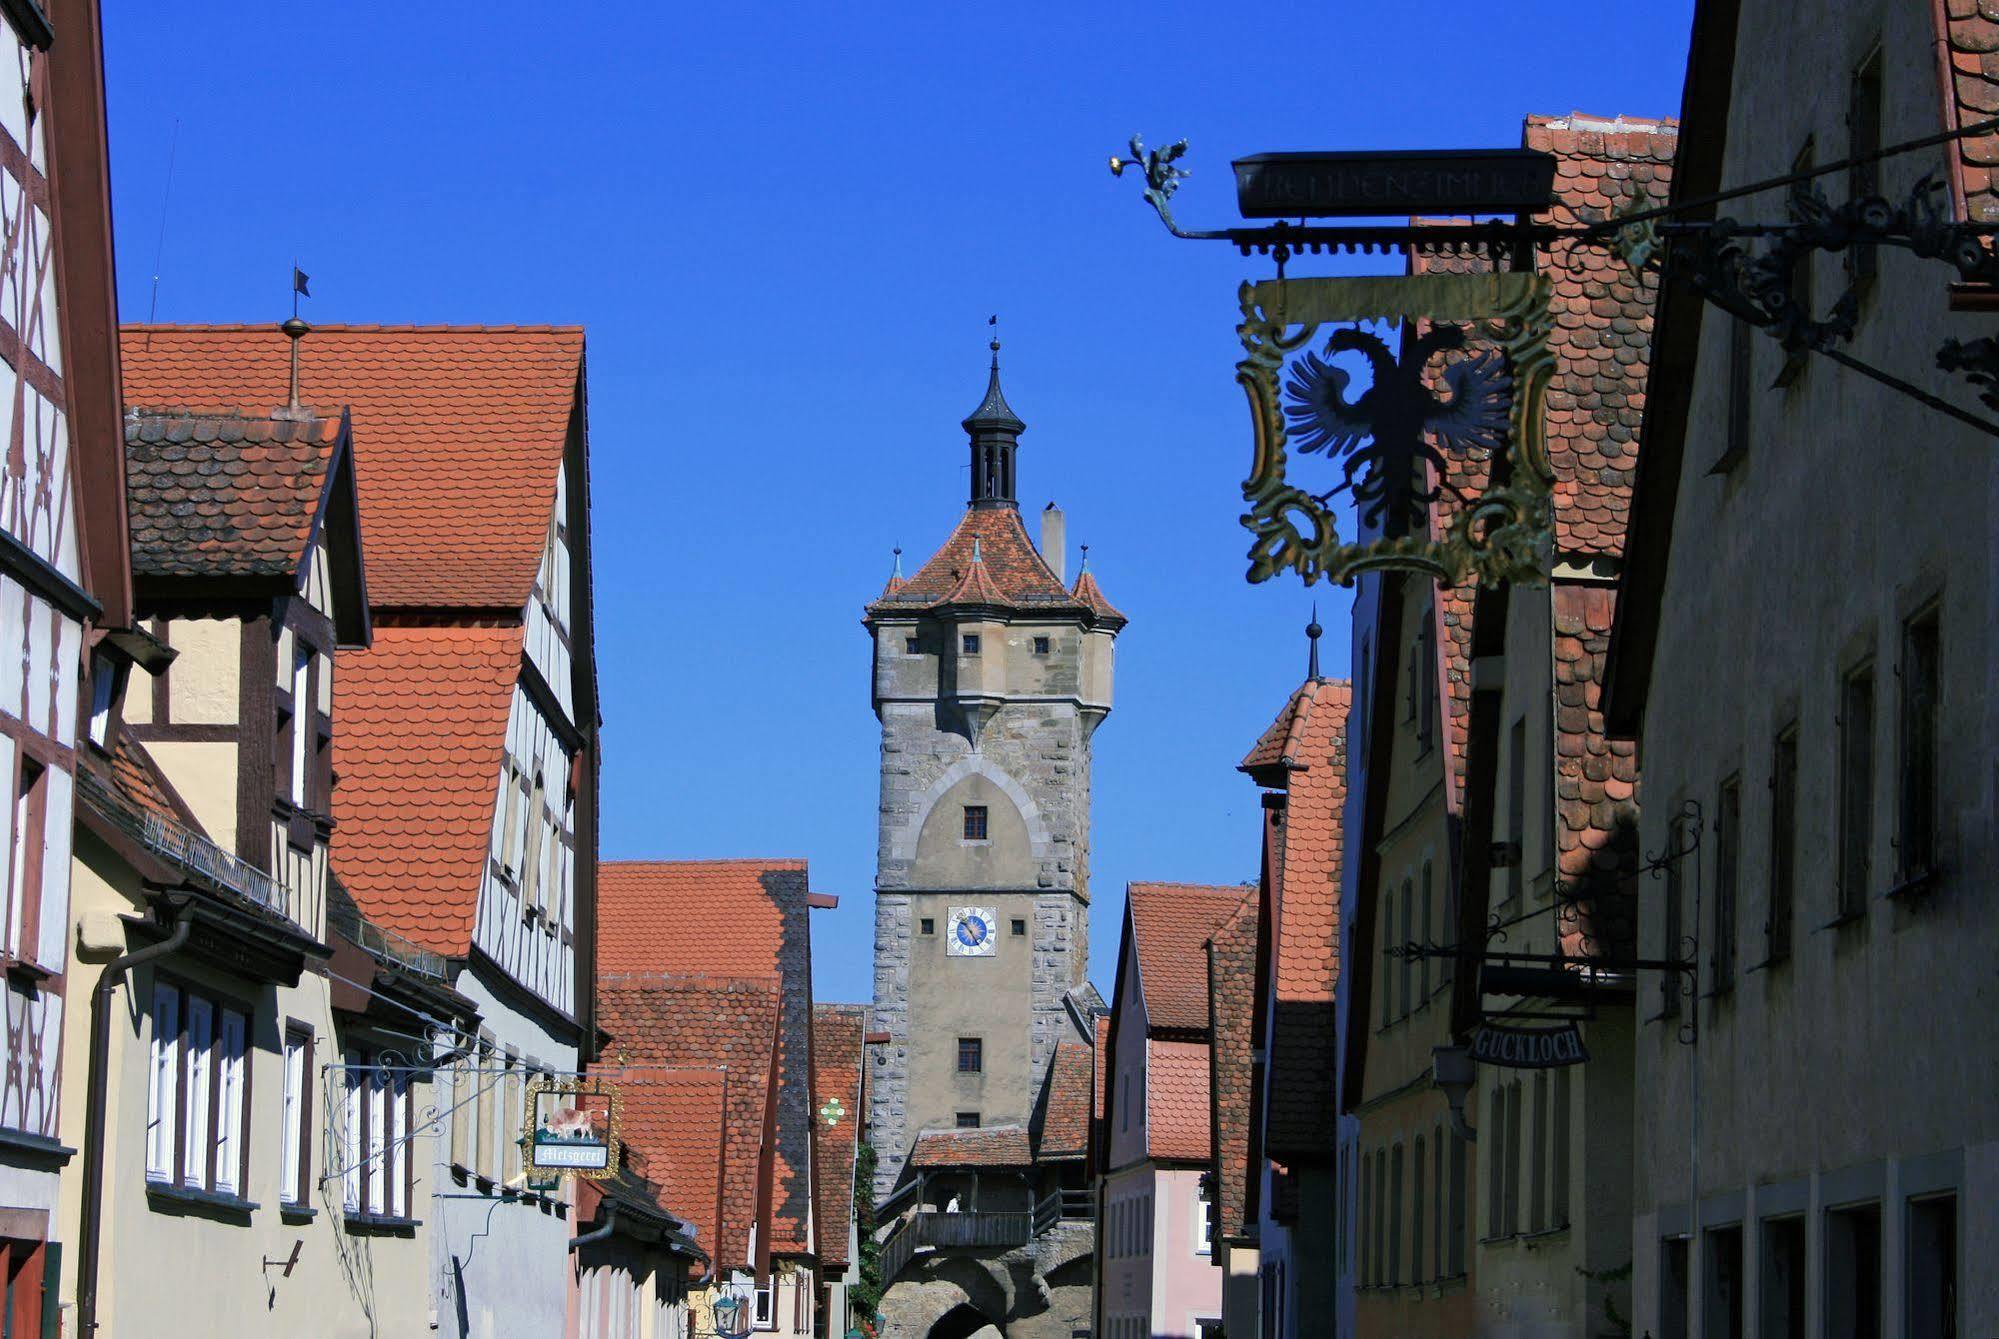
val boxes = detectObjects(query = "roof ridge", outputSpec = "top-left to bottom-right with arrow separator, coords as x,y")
120,322 -> 586,335
602,857 -> 810,868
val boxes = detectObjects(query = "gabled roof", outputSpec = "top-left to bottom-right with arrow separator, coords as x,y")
1206,896 -> 1259,1242
1033,1039 -> 1094,1160
1126,883 -> 1255,1034
1240,677 -> 1332,780
597,860 -> 816,1256
609,1066 -> 729,1281
1146,1039 -> 1211,1163
867,506 -> 1088,616
909,1126 -> 1033,1169
810,1004 -> 866,1272
597,975 -> 781,1273
330,625 -> 520,955
118,324 -> 582,610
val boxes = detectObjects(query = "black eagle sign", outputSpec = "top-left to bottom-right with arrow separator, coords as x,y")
1281,324 -> 1512,539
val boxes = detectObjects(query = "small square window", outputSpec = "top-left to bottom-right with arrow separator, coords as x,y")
920,918 -> 935,936
956,1112 -> 980,1129
962,806 -> 988,842
957,1037 -> 982,1073
1033,636 -> 1050,655
1010,918 -> 1026,937
961,633 -> 981,655
905,636 -> 921,655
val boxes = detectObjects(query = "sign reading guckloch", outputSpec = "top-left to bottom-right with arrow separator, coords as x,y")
1469,1022 -> 1589,1068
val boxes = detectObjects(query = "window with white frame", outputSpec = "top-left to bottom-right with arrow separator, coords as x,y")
144,981 -> 251,1198
1194,1185 -> 1212,1255
753,1279 -> 774,1330
289,644 -> 311,806
342,1050 -> 413,1220
280,1023 -> 315,1207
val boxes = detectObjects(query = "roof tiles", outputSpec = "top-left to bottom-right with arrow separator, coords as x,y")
1146,1039 -> 1212,1163
1035,1039 -> 1094,1160
1206,896 -> 1259,1241
1553,583 -> 1641,960
868,507 -> 1101,618
1936,5 -> 1999,223
607,1066 -> 728,1281
1127,883 -> 1256,1033
810,1005 -> 866,1272
908,1125 -> 1033,1169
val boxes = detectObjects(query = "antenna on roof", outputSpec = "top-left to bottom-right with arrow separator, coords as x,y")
278,264 -> 311,421
144,118 -> 180,325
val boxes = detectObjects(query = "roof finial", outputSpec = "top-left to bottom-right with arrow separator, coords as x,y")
278,262 -> 311,420
989,313 -> 1000,370
1306,603 -> 1324,682
971,536 -> 983,565
1078,542 -> 1090,574
892,544 -> 904,579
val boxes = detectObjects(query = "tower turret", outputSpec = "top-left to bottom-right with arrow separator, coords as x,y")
963,335 -> 1023,508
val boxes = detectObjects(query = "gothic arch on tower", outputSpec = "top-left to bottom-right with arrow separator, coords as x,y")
891,754 -> 1053,867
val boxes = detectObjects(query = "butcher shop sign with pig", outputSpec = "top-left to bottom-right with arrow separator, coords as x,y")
524,1076 -> 624,1179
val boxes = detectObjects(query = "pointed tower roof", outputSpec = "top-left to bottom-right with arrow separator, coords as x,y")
1240,615 -> 1338,782
878,545 -> 906,599
1069,546 -> 1126,628
961,337 -> 1025,436
934,535 -> 1012,609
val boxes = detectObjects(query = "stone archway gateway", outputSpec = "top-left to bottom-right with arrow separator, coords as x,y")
927,1301 -> 1007,1339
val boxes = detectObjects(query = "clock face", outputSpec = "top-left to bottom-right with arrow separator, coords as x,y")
947,906 -> 998,957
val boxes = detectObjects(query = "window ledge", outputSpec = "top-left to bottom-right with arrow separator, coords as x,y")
1520,1225 -> 1572,1247
146,1183 -> 258,1220
1,955 -> 51,985
1817,908 -> 1867,933
1884,867 -> 1940,902
279,1203 -> 319,1223
1744,955 -> 1787,976
343,1211 -> 421,1236
0,1128 -> 74,1166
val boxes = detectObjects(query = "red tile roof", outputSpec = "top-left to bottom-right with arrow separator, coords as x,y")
1092,1015 -> 1111,1122
1241,678 -> 1331,776
811,1004 -> 866,1272
1146,1039 -> 1212,1163
124,410 -> 345,579
330,624 -> 521,955
1936,6 -> 1999,223
118,324 -> 582,609
1525,114 -> 1676,560
91,733 -> 195,828
868,506 -> 1106,619
1205,897 -> 1259,1241
1070,565 -> 1127,626
597,861 -> 816,1255
1553,583 -> 1640,960
1035,1039 -> 1094,1159
598,975 -> 781,1273
908,1125 -> 1033,1168
1127,883 -> 1256,1033
1264,680 -> 1349,1160
607,1066 -> 728,1281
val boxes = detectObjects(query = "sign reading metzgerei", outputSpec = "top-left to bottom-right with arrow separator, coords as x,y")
1231,149 -> 1558,219
1469,1021 -> 1589,1069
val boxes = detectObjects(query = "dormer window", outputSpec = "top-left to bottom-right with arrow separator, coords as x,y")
961,633 -> 981,655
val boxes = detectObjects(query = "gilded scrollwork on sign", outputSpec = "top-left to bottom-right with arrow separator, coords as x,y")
1237,269 -> 1555,588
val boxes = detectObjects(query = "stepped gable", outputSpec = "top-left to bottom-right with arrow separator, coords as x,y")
597,974 -> 781,1273
124,409 -> 346,579
608,1066 -> 728,1281
811,1004 -> 867,1273
1205,895 -> 1259,1241
119,324 -> 582,609
867,506 -> 1082,614
1127,883 -> 1255,1033
597,860 -> 816,1255
330,624 -> 522,955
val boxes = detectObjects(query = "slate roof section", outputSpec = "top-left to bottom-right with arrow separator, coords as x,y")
1127,883 -> 1256,1033
330,624 -> 522,955
608,1066 -> 729,1281
1146,1039 -> 1212,1163
124,409 -> 346,579
811,1004 -> 866,1272
1264,680 -> 1350,1160
908,1125 -> 1034,1168
1936,3 -> 1999,223
597,975 -> 781,1273
1553,583 -> 1641,960
1034,1039 -> 1094,1160
1206,896 -> 1259,1241
118,324 -> 582,609
597,860 -> 817,1255
867,506 -> 1097,616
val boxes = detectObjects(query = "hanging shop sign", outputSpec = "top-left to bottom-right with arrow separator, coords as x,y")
523,1075 -> 623,1179
1469,1021 -> 1589,1068
711,1275 -> 756,1339
1232,148 -> 1557,219
1238,269 -> 1555,587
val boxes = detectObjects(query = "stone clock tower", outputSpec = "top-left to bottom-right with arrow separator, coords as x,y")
864,342 -> 1123,1196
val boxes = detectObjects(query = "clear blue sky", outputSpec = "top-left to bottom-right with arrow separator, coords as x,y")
103,1 -> 1693,1005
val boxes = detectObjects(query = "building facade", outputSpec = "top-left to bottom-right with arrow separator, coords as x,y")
1606,2 -> 1999,1334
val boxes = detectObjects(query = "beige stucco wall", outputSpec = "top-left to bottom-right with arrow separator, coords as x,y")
901,888 -> 1039,1133
161,617 -> 241,724
144,740 -> 238,853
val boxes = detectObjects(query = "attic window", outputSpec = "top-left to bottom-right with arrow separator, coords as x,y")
962,633 -> 981,655
1033,636 -> 1050,656
962,806 -> 988,842
955,1112 -> 980,1129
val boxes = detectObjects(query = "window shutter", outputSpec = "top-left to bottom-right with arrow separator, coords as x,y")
145,984 -> 180,1182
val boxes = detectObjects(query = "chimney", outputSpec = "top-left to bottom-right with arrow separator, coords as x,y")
1041,502 -> 1066,583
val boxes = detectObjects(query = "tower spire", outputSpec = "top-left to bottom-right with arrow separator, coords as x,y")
963,316 -> 1024,509
1307,604 -> 1323,682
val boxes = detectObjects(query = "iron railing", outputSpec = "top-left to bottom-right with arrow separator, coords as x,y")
77,767 -> 288,919
881,1197 -> 1092,1282
327,894 -> 451,981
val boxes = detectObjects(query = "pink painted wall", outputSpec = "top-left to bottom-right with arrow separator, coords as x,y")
1151,1166 -> 1222,1337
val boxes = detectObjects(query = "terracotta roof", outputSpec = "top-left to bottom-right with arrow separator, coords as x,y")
1146,1039 -> 1211,1163
1206,897 -> 1259,1241
908,1125 -> 1033,1169
1553,584 -> 1640,960
1093,1015 -> 1111,1122
1070,565 -> 1127,626
597,861 -> 816,1255
1264,680 -> 1349,1160
1127,883 -> 1256,1033
811,1005 -> 866,1271
330,624 -> 521,955
118,324 -> 582,609
1035,1039 -> 1094,1159
1936,5 -> 1999,223
1525,114 -> 1676,560
91,732 -> 193,828
1241,677 -> 1330,775
597,975 -> 781,1272
124,409 -> 345,579
867,506 -> 1093,616
608,1066 -> 728,1281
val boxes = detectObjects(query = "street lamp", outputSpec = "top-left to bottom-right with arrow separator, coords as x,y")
1432,1045 -> 1477,1143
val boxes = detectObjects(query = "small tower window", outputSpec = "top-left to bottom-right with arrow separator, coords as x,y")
956,1112 -> 981,1129
1011,918 -> 1026,937
962,806 -> 989,842
1033,636 -> 1050,656
961,633 -> 981,655
957,1037 -> 983,1073
921,918 -> 936,936
905,636 -> 921,655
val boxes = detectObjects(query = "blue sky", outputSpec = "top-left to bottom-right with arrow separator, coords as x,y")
103,1 -> 1694,1003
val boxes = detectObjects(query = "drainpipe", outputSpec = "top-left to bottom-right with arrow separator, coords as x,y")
77,900 -> 194,1336
570,1203 -> 618,1252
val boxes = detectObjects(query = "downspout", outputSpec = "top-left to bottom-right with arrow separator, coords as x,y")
77,900 -> 194,1336
570,1203 -> 618,1252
